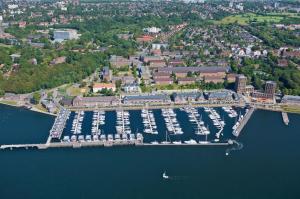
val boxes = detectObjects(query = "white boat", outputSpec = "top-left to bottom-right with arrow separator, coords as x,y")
173,141 -> 182,144
163,171 -> 169,179
184,139 -> 197,144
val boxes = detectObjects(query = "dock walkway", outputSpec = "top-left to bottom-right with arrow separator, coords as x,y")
233,107 -> 255,137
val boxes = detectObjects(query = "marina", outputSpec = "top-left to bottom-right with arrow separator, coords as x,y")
0,105 -> 250,150
1,104 -> 300,199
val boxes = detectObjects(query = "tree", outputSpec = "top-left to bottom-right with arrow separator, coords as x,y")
32,92 -> 41,104
0,88 -> 5,97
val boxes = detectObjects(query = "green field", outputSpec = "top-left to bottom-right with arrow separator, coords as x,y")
215,13 -> 299,25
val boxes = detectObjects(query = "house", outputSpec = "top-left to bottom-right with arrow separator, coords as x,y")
153,77 -> 173,85
203,76 -> 224,83
142,56 -> 163,63
101,66 -> 112,81
149,60 -> 166,69
123,83 -> 140,93
177,77 -> 196,85
18,21 -> 26,28
152,43 -> 168,50
225,73 -> 236,83
93,83 -> 116,93
72,96 -> 119,107
168,59 -> 184,67
50,56 -> 66,65
136,35 -> 154,43
278,59 -> 289,67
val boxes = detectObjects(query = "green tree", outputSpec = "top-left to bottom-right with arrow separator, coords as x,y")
32,92 -> 41,104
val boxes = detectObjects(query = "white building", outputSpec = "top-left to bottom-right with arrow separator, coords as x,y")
152,43 -> 168,50
143,27 -> 161,34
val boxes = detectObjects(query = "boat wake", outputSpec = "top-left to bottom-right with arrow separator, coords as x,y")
225,140 -> 243,156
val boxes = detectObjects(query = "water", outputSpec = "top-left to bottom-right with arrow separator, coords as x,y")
0,104 -> 300,199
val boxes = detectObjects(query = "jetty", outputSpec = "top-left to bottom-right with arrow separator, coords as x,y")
281,112 -> 289,125
233,107 -> 255,137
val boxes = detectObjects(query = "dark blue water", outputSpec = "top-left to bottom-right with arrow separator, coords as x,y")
0,104 -> 54,145
0,104 -> 300,199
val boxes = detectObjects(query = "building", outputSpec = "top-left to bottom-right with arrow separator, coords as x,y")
226,73 -> 236,83
101,66 -> 112,81
123,94 -> 171,105
41,100 -> 57,113
264,81 -> 277,98
281,95 -> 300,105
205,91 -> 233,101
72,96 -> 119,107
235,75 -> 247,93
153,77 -> 173,85
157,66 -> 229,78
177,77 -> 196,85
149,60 -> 166,69
152,43 -> 168,50
93,83 -> 116,93
203,76 -> 224,84
171,92 -> 204,103
123,83 -> 140,93
53,29 -> 79,42
136,35 -> 154,43
143,27 -> 161,34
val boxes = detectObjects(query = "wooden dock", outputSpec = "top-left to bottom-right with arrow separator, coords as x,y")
281,112 -> 289,125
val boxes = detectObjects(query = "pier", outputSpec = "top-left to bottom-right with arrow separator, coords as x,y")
0,139 -> 233,150
233,107 -> 255,137
281,112 -> 289,125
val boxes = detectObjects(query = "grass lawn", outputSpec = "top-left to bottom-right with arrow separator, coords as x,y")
215,13 -> 295,25
0,100 -> 19,106
281,105 -> 300,114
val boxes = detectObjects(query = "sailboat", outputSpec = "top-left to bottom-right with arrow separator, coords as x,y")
163,171 -> 169,179
161,131 -> 171,144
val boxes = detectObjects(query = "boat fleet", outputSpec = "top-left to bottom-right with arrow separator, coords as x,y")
116,110 -> 131,134
58,106 -> 244,144
50,108 -> 71,139
222,106 -> 238,118
162,108 -> 183,135
184,107 -> 210,135
141,109 -> 158,135
232,108 -> 249,136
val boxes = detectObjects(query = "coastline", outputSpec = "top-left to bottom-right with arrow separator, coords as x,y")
0,101 -> 57,117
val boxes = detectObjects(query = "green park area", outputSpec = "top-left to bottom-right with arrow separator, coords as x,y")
215,12 -> 300,25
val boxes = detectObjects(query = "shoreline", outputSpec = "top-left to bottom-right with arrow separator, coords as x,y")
0,101 -> 57,117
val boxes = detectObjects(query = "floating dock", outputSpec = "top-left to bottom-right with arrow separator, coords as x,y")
281,112 -> 289,125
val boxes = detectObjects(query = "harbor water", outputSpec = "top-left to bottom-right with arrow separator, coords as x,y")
0,104 -> 300,198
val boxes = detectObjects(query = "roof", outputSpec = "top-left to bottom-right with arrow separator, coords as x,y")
158,66 -> 229,74
73,96 -> 118,103
93,83 -> 115,89
123,94 -> 170,101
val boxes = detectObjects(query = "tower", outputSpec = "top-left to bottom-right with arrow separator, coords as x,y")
235,74 -> 247,93
264,81 -> 276,98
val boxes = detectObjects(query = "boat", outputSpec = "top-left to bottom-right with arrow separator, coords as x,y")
184,139 -> 197,144
163,171 -> 169,179
173,141 -> 182,144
